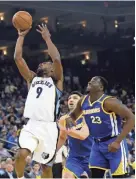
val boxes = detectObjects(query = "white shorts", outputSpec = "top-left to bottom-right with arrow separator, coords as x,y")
18,120 -> 59,165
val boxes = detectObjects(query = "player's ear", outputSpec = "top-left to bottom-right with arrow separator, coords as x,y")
100,85 -> 103,91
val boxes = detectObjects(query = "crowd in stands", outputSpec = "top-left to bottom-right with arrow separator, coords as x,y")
0,53 -> 135,178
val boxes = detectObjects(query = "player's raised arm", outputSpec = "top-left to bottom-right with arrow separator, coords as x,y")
104,98 -> 135,151
14,28 -> 36,82
36,24 -> 63,82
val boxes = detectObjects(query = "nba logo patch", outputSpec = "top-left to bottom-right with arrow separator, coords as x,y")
42,152 -> 49,159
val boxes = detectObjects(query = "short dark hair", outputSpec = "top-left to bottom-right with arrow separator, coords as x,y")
69,91 -> 82,97
98,76 -> 108,91
32,161 -> 40,166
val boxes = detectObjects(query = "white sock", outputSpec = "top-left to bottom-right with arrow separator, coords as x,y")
18,176 -> 24,179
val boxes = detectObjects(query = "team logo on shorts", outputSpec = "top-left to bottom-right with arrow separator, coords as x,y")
42,152 -> 49,159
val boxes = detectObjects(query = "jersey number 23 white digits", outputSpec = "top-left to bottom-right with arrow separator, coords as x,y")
91,116 -> 102,124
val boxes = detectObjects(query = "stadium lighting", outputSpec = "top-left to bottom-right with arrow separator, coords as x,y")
3,49 -> 7,55
82,22 -> 86,27
81,60 -> 86,65
80,21 -> 87,28
114,20 -> 119,28
114,20 -> 118,24
0,13 -> 4,21
85,53 -> 90,60
0,16 -> 4,21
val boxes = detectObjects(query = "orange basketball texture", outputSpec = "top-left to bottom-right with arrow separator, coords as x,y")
12,11 -> 32,30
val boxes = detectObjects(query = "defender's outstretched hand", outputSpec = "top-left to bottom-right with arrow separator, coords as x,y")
36,24 -> 51,40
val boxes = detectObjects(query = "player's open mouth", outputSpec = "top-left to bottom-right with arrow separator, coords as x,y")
69,103 -> 74,107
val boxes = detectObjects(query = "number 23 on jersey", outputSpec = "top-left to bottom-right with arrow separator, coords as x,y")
91,116 -> 102,124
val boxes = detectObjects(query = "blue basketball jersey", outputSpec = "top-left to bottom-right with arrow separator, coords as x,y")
81,94 -> 122,139
68,116 -> 92,157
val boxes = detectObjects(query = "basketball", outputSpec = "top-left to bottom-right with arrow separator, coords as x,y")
12,11 -> 32,30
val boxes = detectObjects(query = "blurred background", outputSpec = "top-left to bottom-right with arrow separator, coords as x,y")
0,1 -> 135,178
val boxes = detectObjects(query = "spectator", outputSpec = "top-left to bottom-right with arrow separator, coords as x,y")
0,161 -> 6,170
9,83 -> 17,94
25,156 -> 32,174
0,143 -> 11,158
5,163 -> 15,179
128,148 -> 135,164
6,158 -> 13,165
126,136 -> 134,152
4,84 -> 10,95
29,163 -> 42,178
7,130 -> 18,150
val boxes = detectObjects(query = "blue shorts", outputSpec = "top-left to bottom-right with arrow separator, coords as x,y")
89,137 -> 128,176
64,156 -> 90,178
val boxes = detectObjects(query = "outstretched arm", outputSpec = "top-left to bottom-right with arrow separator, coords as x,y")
36,24 -> 63,90
14,29 -> 36,82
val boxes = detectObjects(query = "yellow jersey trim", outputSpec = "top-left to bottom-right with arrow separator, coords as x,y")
100,96 -> 115,115
75,113 -> 84,122
89,166 -> 108,170
63,166 -> 78,178
88,94 -> 105,106
113,112 -> 117,120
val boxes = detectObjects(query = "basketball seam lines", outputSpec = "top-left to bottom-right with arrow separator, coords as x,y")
17,14 -> 32,26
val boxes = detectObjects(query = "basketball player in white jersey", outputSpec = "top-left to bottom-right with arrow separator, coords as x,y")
14,24 -> 63,179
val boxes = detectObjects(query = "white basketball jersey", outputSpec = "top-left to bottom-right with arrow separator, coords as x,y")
23,77 -> 62,122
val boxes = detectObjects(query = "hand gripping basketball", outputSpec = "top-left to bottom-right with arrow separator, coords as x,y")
18,28 -> 31,37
